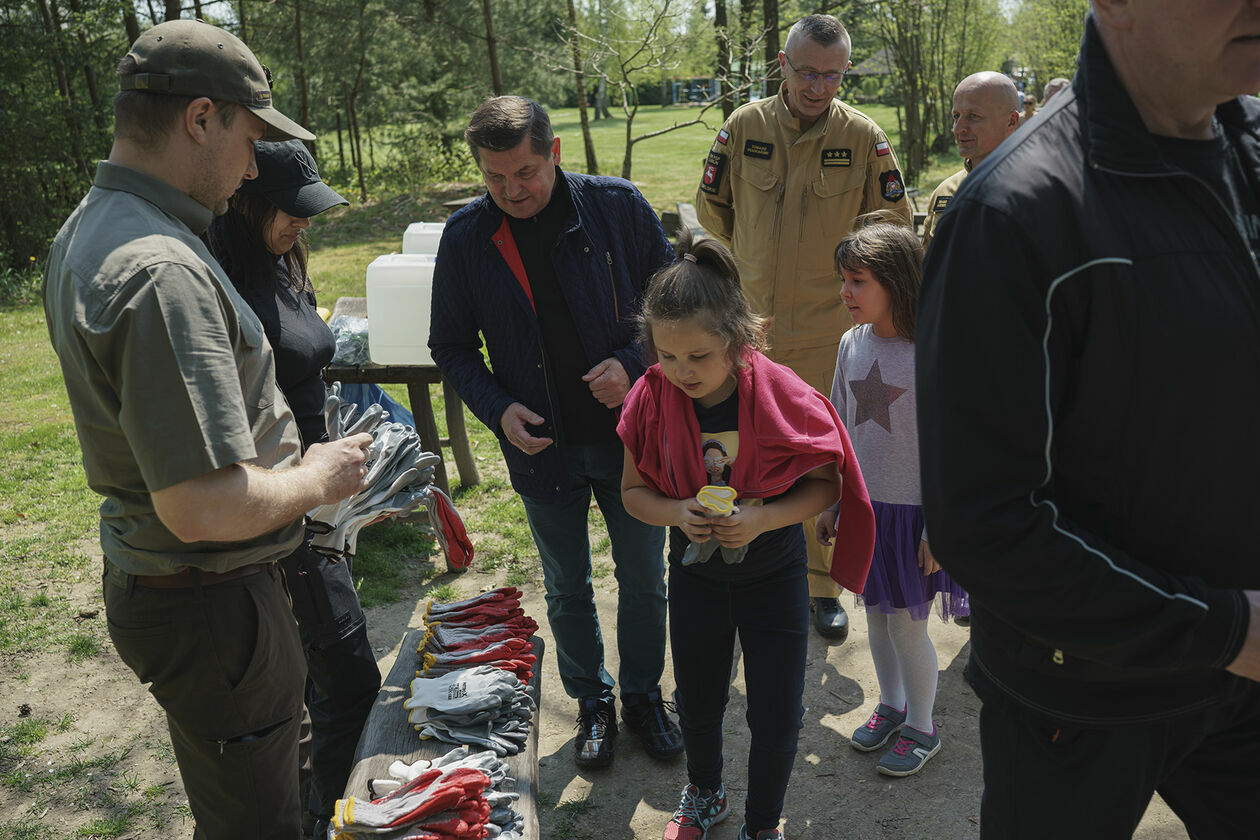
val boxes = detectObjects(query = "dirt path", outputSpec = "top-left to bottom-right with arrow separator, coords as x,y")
365,564 -> 1190,840
2,559 -> 1190,839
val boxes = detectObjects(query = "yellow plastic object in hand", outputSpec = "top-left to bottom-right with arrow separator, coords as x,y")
696,484 -> 738,517
316,306 -> 331,322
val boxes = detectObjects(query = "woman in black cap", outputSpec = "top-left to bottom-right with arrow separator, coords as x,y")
209,140 -> 381,839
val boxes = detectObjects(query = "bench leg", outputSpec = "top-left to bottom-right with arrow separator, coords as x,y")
442,381 -> 480,489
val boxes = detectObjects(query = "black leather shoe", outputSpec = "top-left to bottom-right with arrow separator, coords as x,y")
813,597 -> 850,643
574,696 -> 617,768
621,689 -> 684,759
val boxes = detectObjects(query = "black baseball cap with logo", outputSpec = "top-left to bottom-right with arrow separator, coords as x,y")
240,141 -> 348,217
119,20 -> 314,142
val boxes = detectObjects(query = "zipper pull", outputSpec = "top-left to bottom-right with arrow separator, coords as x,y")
218,740 -> 226,755
1052,649 -> 1065,666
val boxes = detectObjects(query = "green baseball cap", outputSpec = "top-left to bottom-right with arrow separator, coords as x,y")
119,20 -> 314,142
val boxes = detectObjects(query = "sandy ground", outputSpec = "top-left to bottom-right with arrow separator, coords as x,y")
2,558 -> 1191,839
363,565 -> 1191,840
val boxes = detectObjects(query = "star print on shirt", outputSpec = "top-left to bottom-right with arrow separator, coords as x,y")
849,358 -> 906,433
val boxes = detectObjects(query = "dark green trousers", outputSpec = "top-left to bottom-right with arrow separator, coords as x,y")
104,561 -> 306,839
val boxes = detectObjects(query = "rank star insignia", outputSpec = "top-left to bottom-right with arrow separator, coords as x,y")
849,358 -> 906,432
822,148 -> 852,167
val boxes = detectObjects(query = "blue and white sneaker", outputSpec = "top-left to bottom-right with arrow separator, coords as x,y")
850,702 -> 906,752
876,724 -> 941,776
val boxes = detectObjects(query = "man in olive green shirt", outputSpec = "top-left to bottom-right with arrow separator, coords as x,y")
43,21 -> 370,839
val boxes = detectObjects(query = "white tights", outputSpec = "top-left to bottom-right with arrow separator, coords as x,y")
865,607 -> 938,733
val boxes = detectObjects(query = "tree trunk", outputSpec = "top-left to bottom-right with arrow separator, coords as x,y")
481,0 -> 503,96
123,7 -> 141,43
619,82 -> 639,179
37,0 -> 90,182
238,0 -> 247,43
738,0 -> 754,102
336,112 -> 346,179
762,0 -> 779,92
294,0 -> 312,155
145,0 -> 159,26
65,0 -> 103,126
193,0 -> 203,19
41,0 -> 71,101
164,0 -> 179,21
715,0 -> 732,120
566,0 -> 598,174
344,82 -> 366,203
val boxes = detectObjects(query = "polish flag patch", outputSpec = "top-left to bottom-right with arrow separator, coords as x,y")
717,129 -> 729,145
875,140 -> 891,157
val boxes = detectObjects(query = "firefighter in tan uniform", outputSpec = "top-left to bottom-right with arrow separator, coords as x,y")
695,13 -> 910,641
922,72 -> 1021,251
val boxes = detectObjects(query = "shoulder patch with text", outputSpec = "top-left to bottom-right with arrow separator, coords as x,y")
700,151 -> 728,195
880,169 -> 905,203
875,139 -> 891,157
743,139 -> 774,160
932,195 -> 951,213
822,148 -> 852,167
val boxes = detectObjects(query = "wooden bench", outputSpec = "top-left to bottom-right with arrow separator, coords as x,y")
343,629 -> 545,837
660,200 -> 707,242
324,296 -> 480,498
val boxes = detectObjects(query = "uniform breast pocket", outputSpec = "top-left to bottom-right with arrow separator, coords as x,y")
800,169 -> 866,271
235,309 -> 277,411
731,162 -> 782,246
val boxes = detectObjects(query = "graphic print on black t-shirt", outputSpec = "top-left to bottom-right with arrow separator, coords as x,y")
701,433 -> 737,487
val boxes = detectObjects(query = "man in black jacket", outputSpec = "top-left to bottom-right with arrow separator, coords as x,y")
918,2 -> 1260,837
430,97 -> 681,770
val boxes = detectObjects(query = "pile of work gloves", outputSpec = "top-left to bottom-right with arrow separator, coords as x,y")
308,382 -> 474,569
418,588 -> 539,684
402,588 -> 540,757
331,746 -> 523,839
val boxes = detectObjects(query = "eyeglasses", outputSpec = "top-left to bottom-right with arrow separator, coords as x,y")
783,54 -> 846,85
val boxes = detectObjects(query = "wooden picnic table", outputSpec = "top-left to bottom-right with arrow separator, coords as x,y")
323,297 -> 480,497
342,628 -> 545,838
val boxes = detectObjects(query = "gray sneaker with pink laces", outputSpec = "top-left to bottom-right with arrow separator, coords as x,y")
850,702 -> 906,752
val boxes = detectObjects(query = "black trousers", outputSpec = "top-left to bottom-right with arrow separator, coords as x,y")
668,556 -> 808,834
104,561 -> 305,840
281,542 -> 381,825
970,659 -> 1260,839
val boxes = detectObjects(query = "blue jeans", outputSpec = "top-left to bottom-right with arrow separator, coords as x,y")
669,554 -> 809,834
521,442 -> 667,701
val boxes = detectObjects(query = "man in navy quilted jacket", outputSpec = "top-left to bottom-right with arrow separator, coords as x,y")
430,96 -> 681,770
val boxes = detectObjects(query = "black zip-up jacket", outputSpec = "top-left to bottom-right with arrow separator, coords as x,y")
429,170 -> 672,500
918,17 -> 1257,725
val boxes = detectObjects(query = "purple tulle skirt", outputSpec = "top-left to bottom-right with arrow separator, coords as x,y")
858,501 -> 970,621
